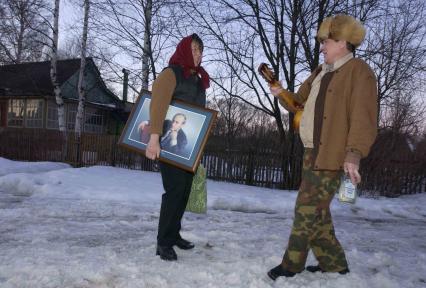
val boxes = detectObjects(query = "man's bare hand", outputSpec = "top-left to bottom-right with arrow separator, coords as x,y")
343,162 -> 361,185
138,121 -> 148,132
170,131 -> 178,146
146,134 -> 160,160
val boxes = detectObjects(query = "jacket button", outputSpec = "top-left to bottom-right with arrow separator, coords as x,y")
323,116 -> 327,119
328,89 -> 332,92
319,142 -> 322,145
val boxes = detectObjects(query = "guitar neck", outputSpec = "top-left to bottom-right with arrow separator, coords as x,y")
269,80 -> 282,88
258,63 -> 304,115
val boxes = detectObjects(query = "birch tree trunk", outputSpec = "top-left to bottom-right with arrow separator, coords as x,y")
50,0 -> 67,160
141,0 -> 152,91
74,0 -> 90,165
75,0 -> 90,137
16,17 -> 25,63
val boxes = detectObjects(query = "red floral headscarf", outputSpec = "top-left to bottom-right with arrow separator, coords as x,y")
168,34 -> 210,89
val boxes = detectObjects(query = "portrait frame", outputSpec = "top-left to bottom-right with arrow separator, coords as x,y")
118,91 -> 217,173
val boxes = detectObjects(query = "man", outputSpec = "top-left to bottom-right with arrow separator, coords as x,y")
160,113 -> 188,155
267,14 -> 378,280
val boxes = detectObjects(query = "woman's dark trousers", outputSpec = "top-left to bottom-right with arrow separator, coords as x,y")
157,162 -> 194,247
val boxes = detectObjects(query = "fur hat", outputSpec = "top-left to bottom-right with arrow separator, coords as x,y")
317,14 -> 366,47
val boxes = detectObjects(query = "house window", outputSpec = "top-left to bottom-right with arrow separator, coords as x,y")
47,101 -> 59,129
8,99 -> 25,127
67,104 -> 77,131
26,99 -> 44,128
84,108 -> 104,134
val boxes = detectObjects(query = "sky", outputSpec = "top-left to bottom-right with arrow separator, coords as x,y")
58,0 -> 80,44
0,157 -> 425,287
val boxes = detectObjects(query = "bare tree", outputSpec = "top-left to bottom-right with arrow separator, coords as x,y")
361,0 -> 426,127
211,96 -> 258,148
209,38 -> 260,150
90,0 -> 177,100
56,34 -> 97,60
380,92 -> 426,135
49,0 -> 68,160
141,0 -> 152,91
176,0 -> 411,188
75,0 -> 90,138
295,0 -> 380,72
49,0 -> 64,131
0,0 -> 49,64
177,0 -> 376,188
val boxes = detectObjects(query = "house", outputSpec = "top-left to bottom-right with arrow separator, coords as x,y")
0,58 -> 131,134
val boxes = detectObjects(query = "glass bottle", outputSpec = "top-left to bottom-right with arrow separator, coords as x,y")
338,174 -> 357,204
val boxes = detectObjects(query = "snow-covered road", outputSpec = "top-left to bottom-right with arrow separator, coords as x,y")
0,158 -> 425,288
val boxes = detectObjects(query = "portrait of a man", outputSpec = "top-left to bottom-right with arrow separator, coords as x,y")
119,93 -> 217,172
160,113 -> 188,156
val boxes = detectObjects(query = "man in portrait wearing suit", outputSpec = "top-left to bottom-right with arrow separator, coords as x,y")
160,113 -> 188,156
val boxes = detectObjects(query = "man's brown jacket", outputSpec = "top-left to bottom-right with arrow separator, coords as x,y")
281,58 -> 378,170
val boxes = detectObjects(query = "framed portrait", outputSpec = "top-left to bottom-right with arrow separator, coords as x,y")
118,92 -> 217,173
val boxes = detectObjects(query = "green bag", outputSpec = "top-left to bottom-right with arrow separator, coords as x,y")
186,164 -> 207,214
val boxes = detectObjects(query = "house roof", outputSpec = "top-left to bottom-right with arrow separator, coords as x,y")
0,58 -> 84,96
0,58 -> 121,104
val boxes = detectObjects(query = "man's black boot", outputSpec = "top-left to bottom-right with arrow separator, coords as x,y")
267,265 -> 297,280
175,238 -> 195,250
306,265 -> 350,275
156,245 -> 177,261
306,265 -> 322,273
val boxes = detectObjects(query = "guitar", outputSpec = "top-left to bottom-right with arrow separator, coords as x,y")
258,63 -> 304,132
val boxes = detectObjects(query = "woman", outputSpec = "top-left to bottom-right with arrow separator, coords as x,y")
145,34 -> 209,261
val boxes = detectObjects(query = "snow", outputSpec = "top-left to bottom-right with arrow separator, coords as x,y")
0,158 -> 71,177
0,157 -> 425,288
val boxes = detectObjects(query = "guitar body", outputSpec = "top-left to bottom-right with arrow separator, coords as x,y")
258,63 -> 304,132
293,110 -> 302,132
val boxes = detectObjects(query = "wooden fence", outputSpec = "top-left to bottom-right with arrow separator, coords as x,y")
0,128 -> 424,196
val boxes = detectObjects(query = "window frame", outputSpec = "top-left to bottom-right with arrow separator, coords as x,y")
7,99 -> 26,128
25,99 -> 44,128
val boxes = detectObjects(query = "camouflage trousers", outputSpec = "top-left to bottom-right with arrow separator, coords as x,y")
281,148 -> 348,273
